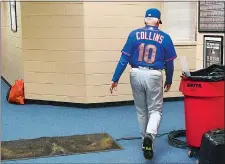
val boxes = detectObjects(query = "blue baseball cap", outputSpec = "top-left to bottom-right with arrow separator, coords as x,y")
145,8 -> 162,24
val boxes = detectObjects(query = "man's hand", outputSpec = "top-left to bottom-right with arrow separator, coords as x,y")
110,82 -> 118,94
164,83 -> 171,92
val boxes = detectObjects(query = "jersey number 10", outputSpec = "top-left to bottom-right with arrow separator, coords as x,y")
138,43 -> 157,64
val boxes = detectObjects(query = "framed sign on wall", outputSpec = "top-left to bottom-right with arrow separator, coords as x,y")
203,35 -> 224,68
9,0 -> 17,32
198,1 -> 225,33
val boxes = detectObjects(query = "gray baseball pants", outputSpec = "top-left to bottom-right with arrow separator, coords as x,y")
130,67 -> 163,140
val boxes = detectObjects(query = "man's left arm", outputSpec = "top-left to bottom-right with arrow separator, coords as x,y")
110,32 -> 135,93
112,53 -> 130,83
111,32 -> 135,83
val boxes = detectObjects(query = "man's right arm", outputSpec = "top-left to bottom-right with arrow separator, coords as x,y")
164,60 -> 174,85
164,35 -> 177,86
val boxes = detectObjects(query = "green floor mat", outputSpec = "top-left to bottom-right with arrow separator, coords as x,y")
1,133 -> 123,161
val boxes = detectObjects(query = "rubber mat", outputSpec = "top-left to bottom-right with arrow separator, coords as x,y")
1,133 -> 123,161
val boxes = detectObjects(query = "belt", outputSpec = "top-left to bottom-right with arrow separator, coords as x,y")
131,65 -> 162,71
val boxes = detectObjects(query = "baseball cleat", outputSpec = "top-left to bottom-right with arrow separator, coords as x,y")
142,134 -> 154,160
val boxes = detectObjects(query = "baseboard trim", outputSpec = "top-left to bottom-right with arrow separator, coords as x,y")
25,99 -> 135,108
1,76 -> 12,87
25,97 -> 184,109
1,76 -> 184,108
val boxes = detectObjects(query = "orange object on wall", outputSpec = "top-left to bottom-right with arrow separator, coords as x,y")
7,80 -> 25,105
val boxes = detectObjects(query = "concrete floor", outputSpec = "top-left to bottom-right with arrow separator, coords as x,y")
1,80 -> 196,164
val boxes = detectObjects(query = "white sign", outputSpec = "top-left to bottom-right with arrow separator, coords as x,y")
9,1 -> 17,32
203,36 -> 224,68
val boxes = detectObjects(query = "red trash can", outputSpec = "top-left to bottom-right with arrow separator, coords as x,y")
179,77 -> 224,157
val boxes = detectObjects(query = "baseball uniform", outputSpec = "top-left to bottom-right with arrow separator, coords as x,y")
111,8 -> 177,159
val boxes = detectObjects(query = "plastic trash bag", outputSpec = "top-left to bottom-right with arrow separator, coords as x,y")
6,79 -> 25,105
181,64 -> 225,82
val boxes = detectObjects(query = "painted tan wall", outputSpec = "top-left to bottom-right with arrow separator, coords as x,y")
20,2 -> 86,103
84,2 -> 163,103
1,1 -> 197,104
1,2 -> 23,85
83,2 -> 197,103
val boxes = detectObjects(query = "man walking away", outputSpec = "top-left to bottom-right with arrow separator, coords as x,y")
110,8 -> 177,160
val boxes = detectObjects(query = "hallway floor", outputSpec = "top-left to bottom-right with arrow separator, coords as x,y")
1,80 -> 196,164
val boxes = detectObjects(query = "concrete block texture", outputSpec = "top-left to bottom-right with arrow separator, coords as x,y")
1,1 -> 200,103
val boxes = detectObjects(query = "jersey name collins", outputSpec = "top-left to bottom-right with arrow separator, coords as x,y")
136,31 -> 164,44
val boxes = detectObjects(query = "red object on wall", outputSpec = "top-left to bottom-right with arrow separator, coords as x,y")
179,78 -> 224,148
8,79 -> 25,105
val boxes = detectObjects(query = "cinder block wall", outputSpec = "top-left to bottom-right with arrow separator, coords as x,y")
83,2 -> 163,103
1,1 -> 197,104
21,2 -> 86,103
83,1 -> 197,103
1,2 -> 23,84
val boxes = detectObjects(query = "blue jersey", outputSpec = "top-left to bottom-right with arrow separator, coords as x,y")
112,25 -> 177,83
122,25 -> 177,68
